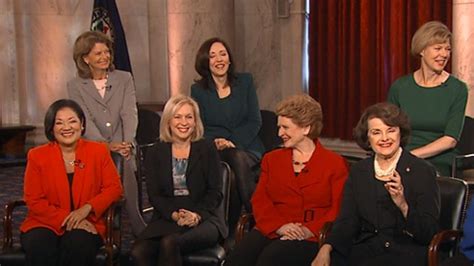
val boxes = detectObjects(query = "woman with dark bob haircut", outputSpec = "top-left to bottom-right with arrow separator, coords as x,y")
226,94 -> 348,266
20,99 -> 123,266
312,102 -> 440,266
191,37 -> 264,237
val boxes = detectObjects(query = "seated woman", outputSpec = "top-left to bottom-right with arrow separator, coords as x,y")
225,94 -> 349,266
131,95 -> 227,266
20,99 -> 123,266
191,38 -> 264,233
312,102 -> 440,266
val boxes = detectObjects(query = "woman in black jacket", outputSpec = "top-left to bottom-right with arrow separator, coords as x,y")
131,95 -> 227,266
312,102 -> 439,266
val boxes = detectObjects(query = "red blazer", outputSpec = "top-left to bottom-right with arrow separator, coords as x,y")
251,140 -> 348,242
20,139 -> 123,239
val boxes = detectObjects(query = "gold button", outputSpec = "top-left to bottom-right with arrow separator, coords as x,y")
106,122 -> 111,127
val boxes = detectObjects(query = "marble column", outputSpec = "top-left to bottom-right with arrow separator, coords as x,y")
0,0 -> 19,124
234,0 -> 305,110
452,0 -> 474,117
148,0 -> 169,103
167,0 -> 234,96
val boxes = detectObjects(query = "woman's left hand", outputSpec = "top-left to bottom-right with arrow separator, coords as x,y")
61,203 -> 93,231
176,209 -> 201,227
384,171 -> 409,218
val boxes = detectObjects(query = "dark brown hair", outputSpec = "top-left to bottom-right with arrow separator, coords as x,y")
194,37 -> 235,90
353,102 -> 410,151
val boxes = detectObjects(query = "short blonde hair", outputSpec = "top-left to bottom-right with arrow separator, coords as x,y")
276,94 -> 323,139
159,95 -> 204,142
411,21 -> 451,57
73,31 -> 115,79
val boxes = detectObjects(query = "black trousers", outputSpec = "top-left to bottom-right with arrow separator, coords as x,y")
218,148 -> 260,237
131,221 -> 220,266
225,229 -> 319,266
330,239 -> 428,266
20,227 -> 103,266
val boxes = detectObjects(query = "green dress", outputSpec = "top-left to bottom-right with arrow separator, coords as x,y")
388,74 -> 468,176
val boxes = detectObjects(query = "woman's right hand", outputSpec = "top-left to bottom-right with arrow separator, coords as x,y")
311,244 -> 332,266
108,142 -> 132,159
276,223 -> 306,240
214,138 -> 235,150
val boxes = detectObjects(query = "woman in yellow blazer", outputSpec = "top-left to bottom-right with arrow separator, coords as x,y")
20,99 -> 123,266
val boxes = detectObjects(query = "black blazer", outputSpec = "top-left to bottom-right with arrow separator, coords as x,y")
327,150 -> 440,257
142,139 -> 228,239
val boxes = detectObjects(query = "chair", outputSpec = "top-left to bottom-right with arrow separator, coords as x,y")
428,176 -> 469,266
452,116 -> 474,182
135,108 -> 161,214
182,161 -> 232,265
0,152 -> 124,266
258,110 -> 281,153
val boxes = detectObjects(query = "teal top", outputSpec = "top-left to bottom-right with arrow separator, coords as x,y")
191,72 -> 265,158
388,74 -> 468,176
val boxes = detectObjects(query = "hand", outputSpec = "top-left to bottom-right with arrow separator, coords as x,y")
311,244 -> 332,266
61,204 -> 92,231
384,171 -> 409,218
75,219 -> 98,234
176,209 -> 201,227
276,223 -> 306,240
214,138 -> 235,150
108,142 -> 133,159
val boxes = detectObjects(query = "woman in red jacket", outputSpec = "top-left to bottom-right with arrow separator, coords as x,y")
20,99 -> 123,266
225,94 -> 349,266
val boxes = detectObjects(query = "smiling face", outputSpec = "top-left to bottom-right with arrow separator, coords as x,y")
53,107 -> 83,147
209,42 -> 230,78
82,42 -> 111,74
169,103 -> 196,143
420,41 -> 451,73
367,117 -> 401,159
277,116 -> 310,148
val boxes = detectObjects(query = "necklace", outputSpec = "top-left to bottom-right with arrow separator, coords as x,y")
374,147 -> 402,181
65,160 -> 75,166
292,160 -> 308,166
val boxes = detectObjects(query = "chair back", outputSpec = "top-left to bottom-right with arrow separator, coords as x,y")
437,176 -> 469,231
136,108 -> 161,145
258,110 -> 281,152
452,116 -> 474,179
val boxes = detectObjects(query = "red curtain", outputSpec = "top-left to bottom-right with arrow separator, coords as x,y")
309,0 -> 452,140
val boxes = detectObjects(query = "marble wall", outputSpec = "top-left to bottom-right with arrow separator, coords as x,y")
452,0 -> 474,117
0,0 -> 307,145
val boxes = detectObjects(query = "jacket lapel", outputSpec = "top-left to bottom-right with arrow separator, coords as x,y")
103,71 -> 118,103
72,139 -> 87,209
51,143 -> 72,210
185,142 -> 203,193
359,157 -> 380,228
80,79 -> 108,108
157,142 -> 174,195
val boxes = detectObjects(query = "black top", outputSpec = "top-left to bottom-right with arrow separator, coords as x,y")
67,172 -> 74,211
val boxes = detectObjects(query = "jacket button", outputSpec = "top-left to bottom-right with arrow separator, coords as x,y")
374,229 -> 378,234
106,122 -> 111,127
384,241 -> 390,248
